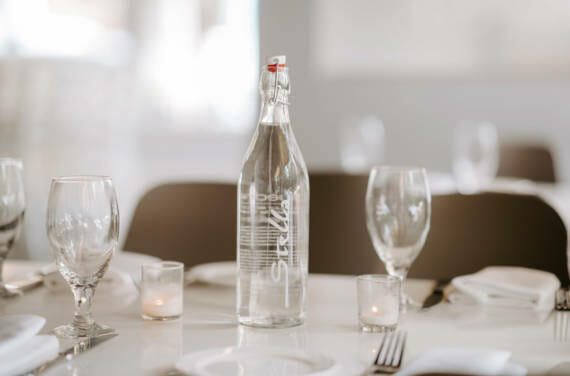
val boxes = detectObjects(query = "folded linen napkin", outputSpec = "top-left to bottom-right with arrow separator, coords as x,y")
451,266 -> 560,311
0,315 -> 58,376
395,347 -> 527,376
0,315 -> 46,354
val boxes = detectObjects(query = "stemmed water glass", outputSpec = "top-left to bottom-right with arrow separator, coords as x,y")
47,176 -> 119,339
452,122 -> 499,194
0,158 -> 25,297
365,166 -> 431,311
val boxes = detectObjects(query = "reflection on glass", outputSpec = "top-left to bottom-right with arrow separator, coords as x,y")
55,334 -> 118,375
235,326 -> 311,376
452,122 -> 499,194
0,158 -> 25,297
357,332 -> 385,365
47,176 -> 119,339
365,166 -> 431,311
554,311 -> 569,342
237,325 -> 307,349
142,320 -> 182,372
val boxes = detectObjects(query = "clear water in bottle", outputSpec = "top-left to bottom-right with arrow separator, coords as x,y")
237,56 -> 309,328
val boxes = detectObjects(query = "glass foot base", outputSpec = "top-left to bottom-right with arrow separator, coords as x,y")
238,315 -> 304,329
359,322 -> 397,333
400,295 -> 422,314
0,285 -> 22,298
407,296 -> 422,307
141,313 -> 181,321
53,323 -> 115,339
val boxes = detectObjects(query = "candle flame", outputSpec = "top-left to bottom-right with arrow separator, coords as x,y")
371,305 -> 379,313
154,298 -> 165,306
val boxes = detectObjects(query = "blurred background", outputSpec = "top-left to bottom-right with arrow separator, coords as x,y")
2,0 -> 570,260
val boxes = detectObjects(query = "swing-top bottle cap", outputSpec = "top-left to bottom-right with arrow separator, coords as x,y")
260,55 -> 290,102
265,55 -> 286,65
265,55 -> 287,73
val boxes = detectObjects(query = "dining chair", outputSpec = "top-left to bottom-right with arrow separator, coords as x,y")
308,172 -> 383,275
125,174 -> 381,275
123,182 -> 236,267
410,192 -> 569,285
498,143 -> 557,183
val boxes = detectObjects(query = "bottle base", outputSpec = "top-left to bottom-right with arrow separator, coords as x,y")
238,315 -> 304,329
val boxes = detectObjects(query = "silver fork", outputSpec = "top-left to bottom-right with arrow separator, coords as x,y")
363,330 -> 407,375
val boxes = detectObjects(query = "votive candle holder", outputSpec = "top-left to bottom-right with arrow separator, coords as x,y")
141,261 -> 184,321
357,274 -> 401,332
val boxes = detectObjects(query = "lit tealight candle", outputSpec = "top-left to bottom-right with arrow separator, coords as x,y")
141,262 -> 184,321
361,303 -> 397,327
357,275 -> 401,332
142,290 -> 183,319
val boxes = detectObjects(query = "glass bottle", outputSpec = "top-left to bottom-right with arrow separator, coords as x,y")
237,55 -> 309,328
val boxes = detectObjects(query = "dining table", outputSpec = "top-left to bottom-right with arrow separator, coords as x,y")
3,253 -> 570,376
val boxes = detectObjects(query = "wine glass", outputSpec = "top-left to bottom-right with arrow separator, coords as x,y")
339,116 -> 385,173
0,158 -> 25,297
47,176 -> 119,339
365,166 -> 431,311
452,122 -> 499,194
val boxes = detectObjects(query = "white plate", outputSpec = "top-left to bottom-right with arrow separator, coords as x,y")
175,346 -> 338,376
185,261 -> 236,287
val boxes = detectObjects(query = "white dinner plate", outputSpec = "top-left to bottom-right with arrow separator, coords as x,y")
175,346 -> 338,376
185,261 -> 236,287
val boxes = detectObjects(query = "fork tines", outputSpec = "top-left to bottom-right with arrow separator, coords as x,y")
371,330 -> 407,374
556,288 -> 570,311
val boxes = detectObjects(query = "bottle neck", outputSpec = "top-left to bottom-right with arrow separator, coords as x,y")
258,101 -> 290,125
258,63 -> 290,126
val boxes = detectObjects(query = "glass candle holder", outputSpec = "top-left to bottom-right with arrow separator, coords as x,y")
141,261 -> 184,321
357,274 -> 401,332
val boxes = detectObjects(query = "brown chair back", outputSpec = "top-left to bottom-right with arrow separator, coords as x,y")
309,172 -> 382,275
123,183 -> 236,266
498,143 -> 556,183
124,179 -> 568,285
411,192 -> 569,285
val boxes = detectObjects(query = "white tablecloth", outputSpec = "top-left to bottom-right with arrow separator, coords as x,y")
2,258 -> 570,375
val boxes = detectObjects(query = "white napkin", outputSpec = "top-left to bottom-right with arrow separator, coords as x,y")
0,315 -> 46,354
451,266 -> 560,311
0,315 -> 58,376
395,348 -> 527,376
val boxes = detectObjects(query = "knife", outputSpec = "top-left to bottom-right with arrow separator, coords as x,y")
28,333 -> 118,375
422,279 -> 449,309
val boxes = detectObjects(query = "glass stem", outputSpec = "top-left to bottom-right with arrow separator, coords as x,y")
0,254 -> 21,297
71,285 -> 95,331
386,264 -> 409,310
0,256 -> 5,284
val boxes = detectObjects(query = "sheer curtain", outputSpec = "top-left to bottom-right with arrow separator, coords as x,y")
0,0 -> 258,260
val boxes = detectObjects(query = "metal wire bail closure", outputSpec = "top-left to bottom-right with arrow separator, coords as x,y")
268,57 -> 289,106
271,57 -> 280,105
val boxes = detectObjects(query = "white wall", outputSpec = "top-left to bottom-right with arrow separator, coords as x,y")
260,0 -> 570,181
0,0 -> 258,260
5,0 -> 570,260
